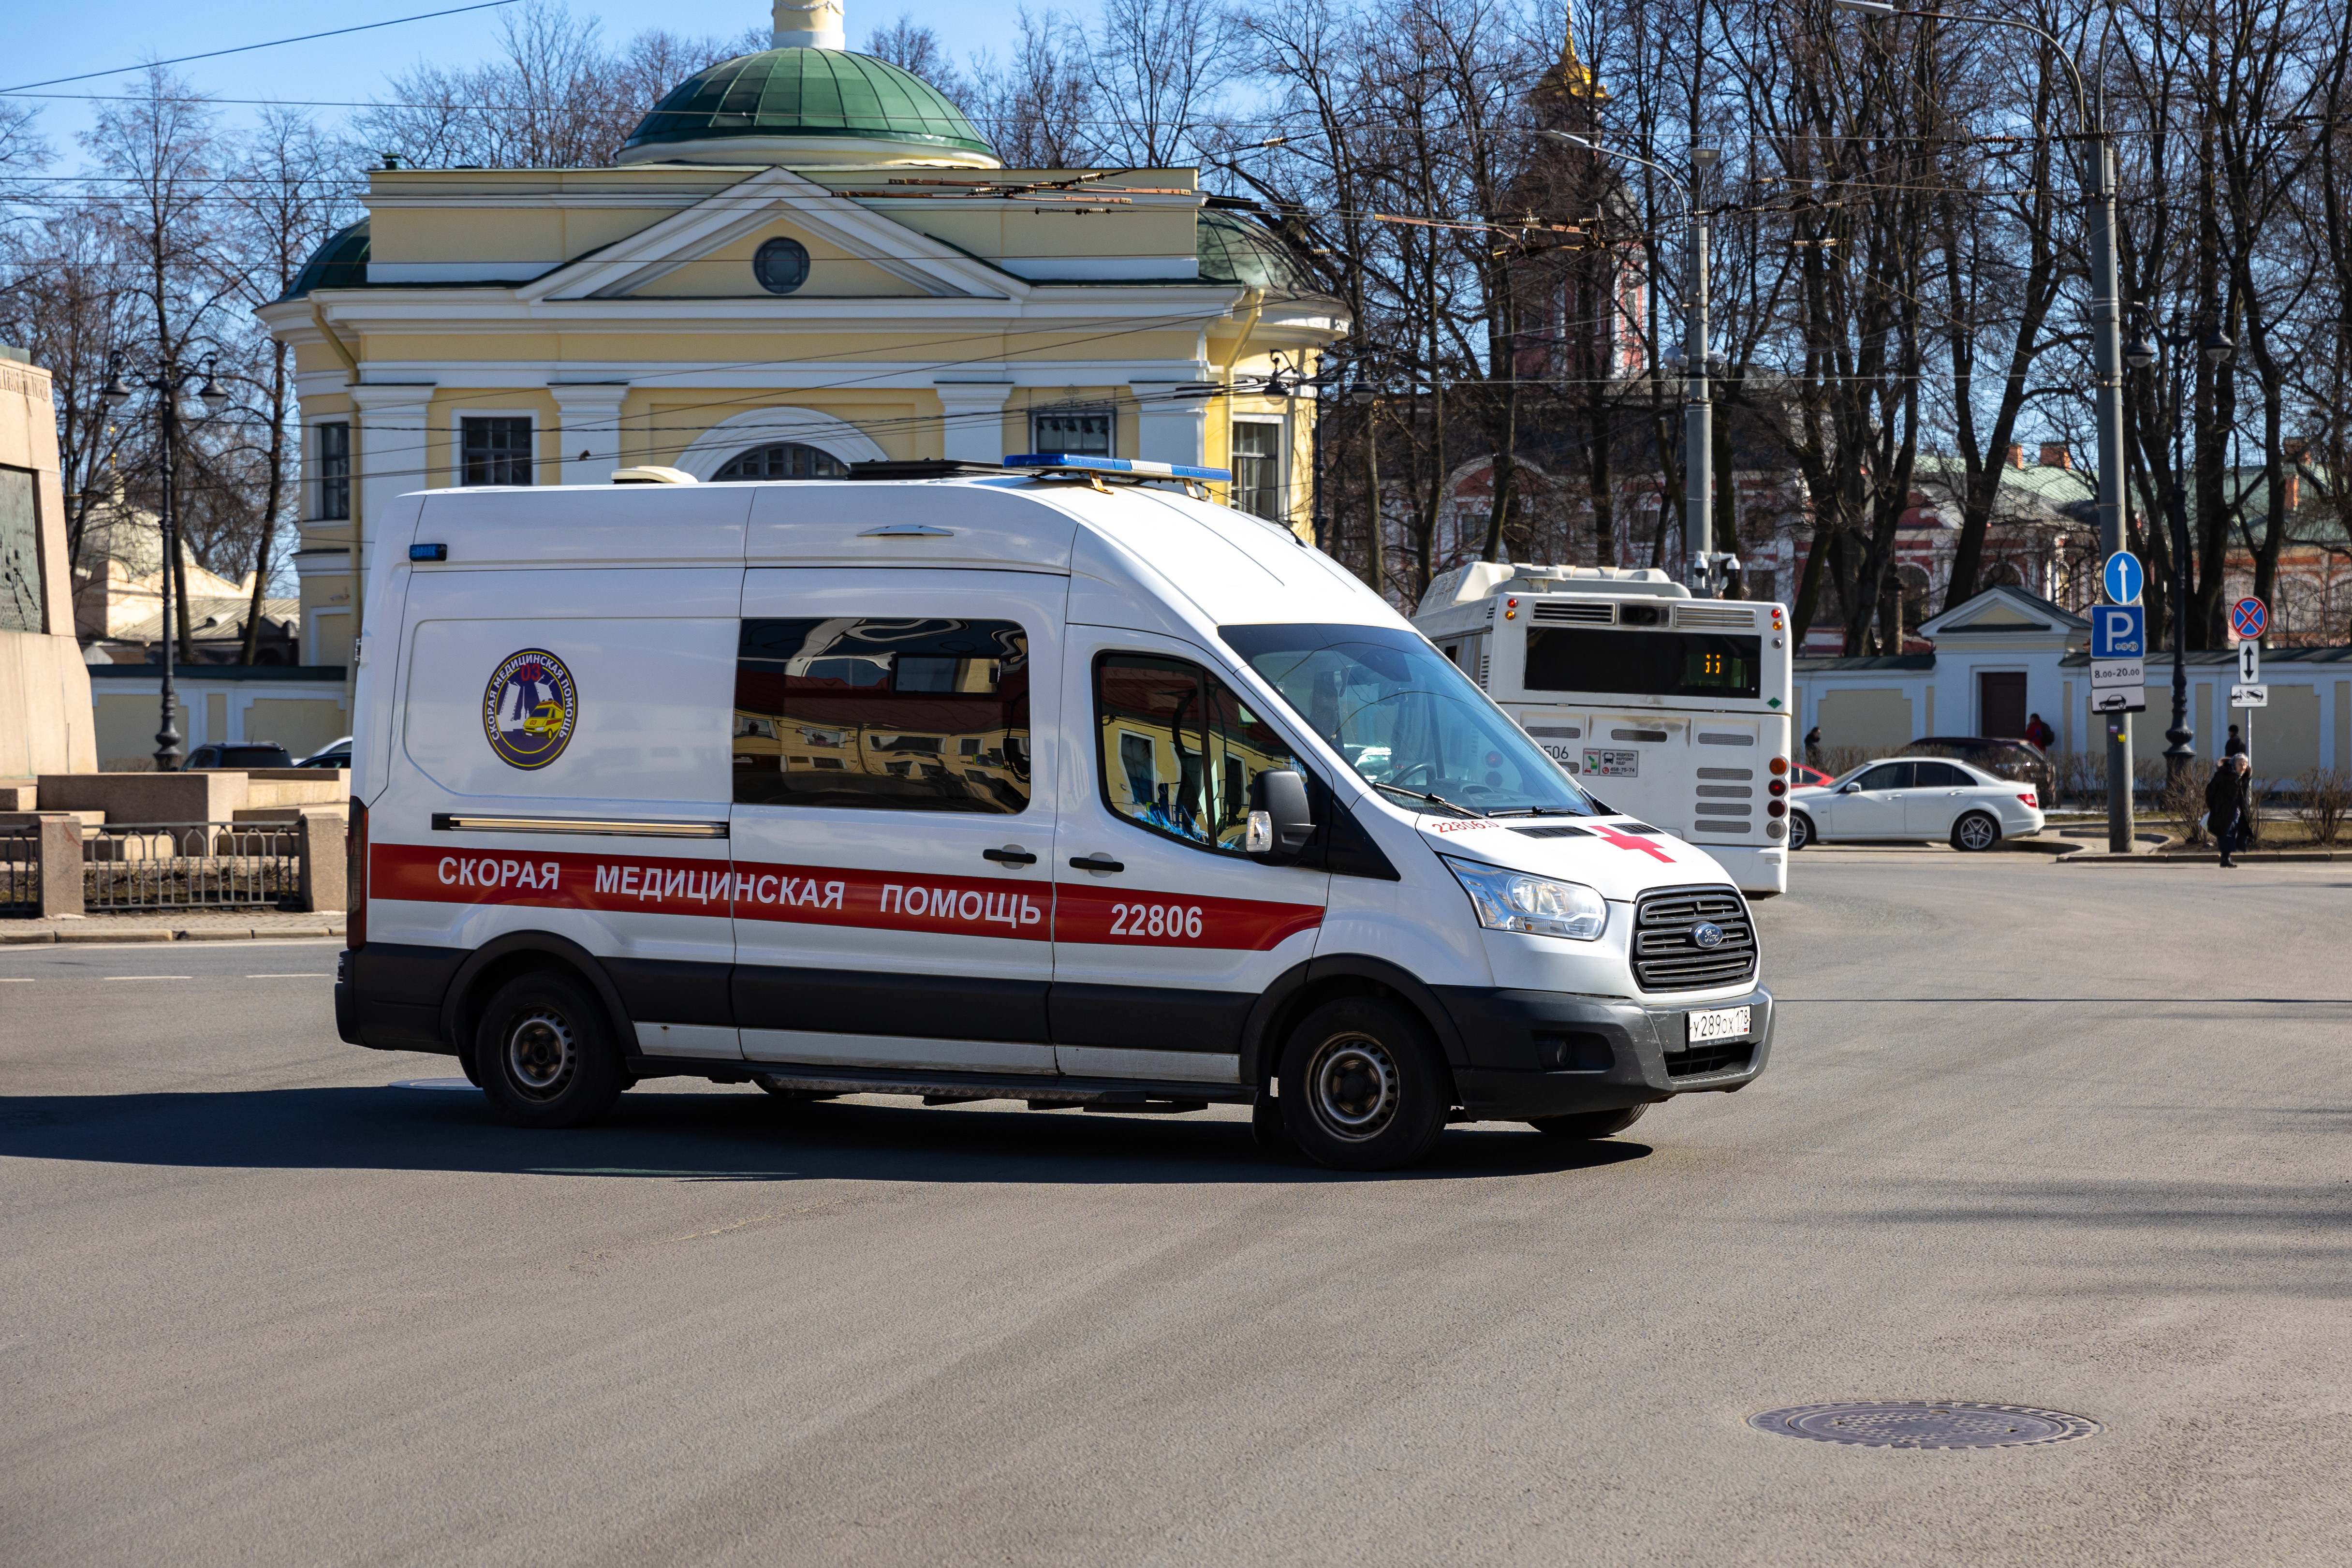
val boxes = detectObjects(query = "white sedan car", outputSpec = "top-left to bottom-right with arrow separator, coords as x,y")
1787,757 -> 2045,851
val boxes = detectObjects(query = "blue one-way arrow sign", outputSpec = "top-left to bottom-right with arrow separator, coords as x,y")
2092,603 -> 2146,659
2103,551 -> 2144,606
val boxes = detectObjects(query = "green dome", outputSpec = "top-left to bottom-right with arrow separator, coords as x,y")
279,219 -> 369,300
620,49 -> 998,165
1197,208 -> 1319,295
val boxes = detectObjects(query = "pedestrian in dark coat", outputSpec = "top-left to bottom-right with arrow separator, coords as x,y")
2206,755 -> 2253,867
2224,724 -> 2249,758
1805,725 -> 1822,766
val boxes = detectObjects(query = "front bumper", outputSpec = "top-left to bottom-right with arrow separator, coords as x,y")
1435,984 -> 1774,1121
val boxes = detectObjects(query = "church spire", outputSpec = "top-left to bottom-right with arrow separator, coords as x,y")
1535,5 -> 1608,104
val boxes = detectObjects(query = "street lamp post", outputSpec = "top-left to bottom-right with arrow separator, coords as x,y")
1835,0 -> 2132,850
102,350 -> 230,772
1536,131 -> 1724,591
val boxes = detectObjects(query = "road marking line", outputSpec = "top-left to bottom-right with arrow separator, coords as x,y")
0,977 -> 31,983
104,975 -> 191,981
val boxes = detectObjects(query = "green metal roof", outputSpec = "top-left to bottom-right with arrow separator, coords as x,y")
1196,207 -> 1318,294
279,219 -> 370,301
622,49 -> 996,159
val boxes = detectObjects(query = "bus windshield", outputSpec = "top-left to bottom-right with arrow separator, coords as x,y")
1220,623 -> 1599,817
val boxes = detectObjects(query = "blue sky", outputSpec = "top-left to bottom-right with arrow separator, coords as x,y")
5,0 -> 1022,170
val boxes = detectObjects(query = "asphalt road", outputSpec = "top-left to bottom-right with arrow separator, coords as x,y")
4,854 -> 2348,1567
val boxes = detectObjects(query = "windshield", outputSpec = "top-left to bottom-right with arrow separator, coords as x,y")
1220,623 -> 1600,817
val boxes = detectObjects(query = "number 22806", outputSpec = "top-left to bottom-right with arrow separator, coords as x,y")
1109,903 -> 1204,939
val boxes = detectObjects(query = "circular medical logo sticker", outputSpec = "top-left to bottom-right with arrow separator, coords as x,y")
484,649 -> 578,769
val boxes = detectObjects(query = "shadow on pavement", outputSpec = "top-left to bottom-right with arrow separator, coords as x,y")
0,1086 -> 1654,1186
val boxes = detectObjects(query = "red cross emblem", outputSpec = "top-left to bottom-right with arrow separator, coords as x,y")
1590,823 -> 1676,863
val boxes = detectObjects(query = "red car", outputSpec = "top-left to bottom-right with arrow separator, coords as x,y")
1790,762 -> 1837,790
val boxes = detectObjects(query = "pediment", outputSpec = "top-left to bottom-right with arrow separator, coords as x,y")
1918,584 -> 2088,640
520,166 -> 1015,303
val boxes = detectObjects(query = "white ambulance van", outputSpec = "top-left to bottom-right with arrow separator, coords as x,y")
337,458 -> 1774,1170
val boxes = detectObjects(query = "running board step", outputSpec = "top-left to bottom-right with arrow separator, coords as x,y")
627,1054 -> 1252,1108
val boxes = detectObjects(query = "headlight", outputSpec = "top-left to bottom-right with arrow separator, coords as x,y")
1441,855 -> 1607,941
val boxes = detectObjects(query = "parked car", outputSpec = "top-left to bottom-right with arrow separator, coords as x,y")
296,737 -> 353,769
1898,735 -> 2054,806
1790,762 -> 1837,791
1788,757 -> 2045,851
182,742 -> 294,771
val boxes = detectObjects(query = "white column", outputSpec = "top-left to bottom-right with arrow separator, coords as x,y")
551,384 -> 630,485
1133,384 -> 1212,468
349,382 -> 436,647
933,381 -> 1015,463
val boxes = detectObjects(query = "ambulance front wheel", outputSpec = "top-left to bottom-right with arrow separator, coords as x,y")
477,970 -> 627,1129
1278,997 -> 1449,1171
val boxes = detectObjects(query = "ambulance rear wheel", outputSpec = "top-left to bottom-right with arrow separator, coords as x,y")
1279,998 -> 1448,1171
477,970 -> 626,1129
1529,1103 -> 1647,1140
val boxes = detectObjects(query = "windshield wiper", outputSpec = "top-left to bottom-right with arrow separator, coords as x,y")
1371,780 -> 1486,819
1486,806 -> 1588,819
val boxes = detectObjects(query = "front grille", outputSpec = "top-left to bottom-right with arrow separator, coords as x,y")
1676,605 -> 1758,630
1632,885 -> 1757,992
1669,1044 -> 1754,1077
1532,601 -> 1615,624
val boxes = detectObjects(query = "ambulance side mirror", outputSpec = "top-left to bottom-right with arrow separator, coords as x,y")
1245,769 -> 1314,865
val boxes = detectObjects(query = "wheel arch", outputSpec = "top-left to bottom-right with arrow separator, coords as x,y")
437,931 -> 638,1060
1239,954 -> 1468,1093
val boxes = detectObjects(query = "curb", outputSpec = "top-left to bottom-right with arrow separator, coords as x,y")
0,925 -> 345,944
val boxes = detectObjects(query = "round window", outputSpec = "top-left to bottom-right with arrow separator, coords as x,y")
753,236 -> 810,295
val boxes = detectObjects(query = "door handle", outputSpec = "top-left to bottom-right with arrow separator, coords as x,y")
983,846 -> 1037,865
1068,853 -> 1125,873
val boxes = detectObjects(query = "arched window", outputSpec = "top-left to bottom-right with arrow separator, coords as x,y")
1984,560 -> 2025,588
712,442 -> 851,481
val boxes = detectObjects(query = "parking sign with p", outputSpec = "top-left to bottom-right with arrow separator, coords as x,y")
2092,604 -> 2145,659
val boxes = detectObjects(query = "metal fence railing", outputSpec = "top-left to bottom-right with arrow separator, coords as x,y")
0,827 -> 33,912
82,821 -> 300,910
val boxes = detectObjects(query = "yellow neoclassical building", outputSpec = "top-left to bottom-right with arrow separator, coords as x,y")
257,0 -> 1345,670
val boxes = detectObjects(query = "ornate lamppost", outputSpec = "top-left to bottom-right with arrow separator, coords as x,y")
101,349 -> 229,770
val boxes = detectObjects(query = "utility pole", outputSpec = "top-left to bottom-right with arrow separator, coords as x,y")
1836,0 -> 2132,850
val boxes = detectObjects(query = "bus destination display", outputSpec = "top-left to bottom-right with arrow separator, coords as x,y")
1523,627 -> 1763,701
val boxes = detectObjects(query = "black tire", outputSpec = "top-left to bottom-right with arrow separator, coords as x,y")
1277,997 -> 1449,1171
1951,811 -> 2001,852
1529,1103 -> 1648,1140
1788,811 -> 1815,850
475,970 -> 626,1128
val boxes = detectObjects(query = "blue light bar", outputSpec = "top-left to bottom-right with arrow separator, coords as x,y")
409,542 -> 447,562
1005,454 -> 1233,484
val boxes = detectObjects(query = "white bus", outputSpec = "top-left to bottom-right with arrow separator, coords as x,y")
1413,562 -> 1794,896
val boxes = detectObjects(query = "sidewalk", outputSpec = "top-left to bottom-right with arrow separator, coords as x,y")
1,909 -> 347,943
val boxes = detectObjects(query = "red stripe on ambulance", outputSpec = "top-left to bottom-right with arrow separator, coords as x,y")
371,842 -> 1320,951
1052,883 -> 1321,952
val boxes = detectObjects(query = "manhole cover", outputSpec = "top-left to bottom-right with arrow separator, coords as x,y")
1749,1402 -> 2100,1449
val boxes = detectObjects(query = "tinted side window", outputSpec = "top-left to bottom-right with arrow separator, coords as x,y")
735,618 -> 1029,814
1854,762 -> 1913,790
1097,653 -> 1298,854
1913,761 -> 1964,786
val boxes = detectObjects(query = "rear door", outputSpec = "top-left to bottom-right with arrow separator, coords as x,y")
1053,629 -> 1329,1085
1904,761 -> 1970,836
729,569 -> 1064,1075
381,565 -> 741,1059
